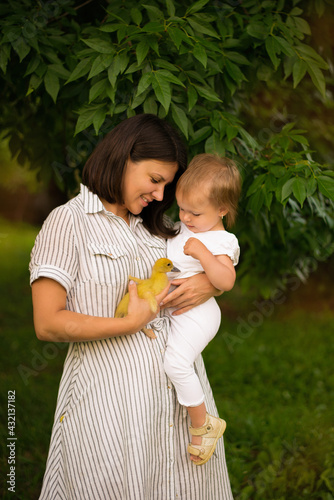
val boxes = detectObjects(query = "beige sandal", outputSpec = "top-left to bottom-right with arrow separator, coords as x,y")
187,413 -> 226,465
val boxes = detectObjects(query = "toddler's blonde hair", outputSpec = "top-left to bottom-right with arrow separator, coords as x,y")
176,153 -> 242,228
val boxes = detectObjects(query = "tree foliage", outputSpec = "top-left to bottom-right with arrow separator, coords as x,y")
0,0 -> 333,293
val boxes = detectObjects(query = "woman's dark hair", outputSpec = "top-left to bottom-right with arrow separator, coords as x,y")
82,114 -> 187,238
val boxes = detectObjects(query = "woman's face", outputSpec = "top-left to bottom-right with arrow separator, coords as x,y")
122,159 -> 179,215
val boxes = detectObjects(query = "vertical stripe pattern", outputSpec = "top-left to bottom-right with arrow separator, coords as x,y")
30,185 -> 233,500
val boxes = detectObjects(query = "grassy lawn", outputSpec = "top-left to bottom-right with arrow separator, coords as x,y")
0,217 -> 333,499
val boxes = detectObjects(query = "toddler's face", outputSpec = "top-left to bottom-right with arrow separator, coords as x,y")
176,190 -> 226,233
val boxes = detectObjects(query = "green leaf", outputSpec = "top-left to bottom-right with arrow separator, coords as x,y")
226,125 -> 238,142
82,38 -> 115,54
136,72 -> 152,96
24,54 -> 40,77
171,103 -> 188,138
108,54 -> 128,87
247,22 -> 269,40
305,62 -> 326,98
187,85 -> 198,111
44,69 -> 60,103
89,78 -> 107,102
93,107 -> 106,135
247,174 -> 267,197
317,176 -> 334,201
290,7 -> 303,16
189,125 -> 211,145
194,85 -> 222,102
156,70 -> 185,87
118,52 -> 130,73
168,27 -> 193,49
188,17 -> 220,39
26,73 -> 43,95
142,4 -> 164,20
205,133 -> 225,156
141,22 -> 165,33
296,43 -> 329,70
265,37 -> 280,69
225,59 -> 247,84
270,166 -> 287,178
274,36 -> 295,57
291,134 -> 309,146
131,88 -> 149,109
74,104 -> 104,135
11,36 -> 30,62
66,58 -> 92,84
136,40 -> 150,66
130,7 -> 142,25
88,54 -> 113,79
239,128 -> 259,151
0,44 -> 11,74
100,23 -> 124,33
306,177 -> 317,196
281,177 -> 295,200
292,177 -> 307,206
185,0 -> 210,16
264,190 -> 273,210
166,0 -> 175,17
155,59 -> 179,72
143,96 -> 158,114
293,58 -> 307,88
224,51 -> 250,65
247,188 -> 265,215
125,62 -> 145,75
193,43 -> 207,68
152,72 -> 171,113
47,64 -> 70,80
294,17 -> 311,36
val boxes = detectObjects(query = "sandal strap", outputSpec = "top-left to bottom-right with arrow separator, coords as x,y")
187,444 -> 204,457
189,415 -> 212,436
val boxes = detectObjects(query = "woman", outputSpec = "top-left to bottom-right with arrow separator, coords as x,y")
30,114 -> 233,499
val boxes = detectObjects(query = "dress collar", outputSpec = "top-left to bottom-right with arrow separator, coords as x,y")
80,184 -> 104,214
80,184 -> 143,228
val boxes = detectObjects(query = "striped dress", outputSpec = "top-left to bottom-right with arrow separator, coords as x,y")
30,184 -> 233,500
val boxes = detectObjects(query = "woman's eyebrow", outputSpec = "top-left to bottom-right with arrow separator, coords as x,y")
153,173 -> 173,184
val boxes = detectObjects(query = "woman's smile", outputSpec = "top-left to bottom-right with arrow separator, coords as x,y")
123,159 -> 179,215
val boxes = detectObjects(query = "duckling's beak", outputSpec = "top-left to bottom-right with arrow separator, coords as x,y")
171,266 -> 180,272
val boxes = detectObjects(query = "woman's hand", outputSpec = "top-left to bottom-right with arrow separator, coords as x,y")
160,273 -> 222,316
126,281 -> 171,333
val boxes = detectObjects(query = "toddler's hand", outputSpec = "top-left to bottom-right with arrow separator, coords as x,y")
183,237 -> 208,260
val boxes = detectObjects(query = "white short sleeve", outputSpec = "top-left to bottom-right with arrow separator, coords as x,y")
29,206 -> 78,293
213,233 -> 240,266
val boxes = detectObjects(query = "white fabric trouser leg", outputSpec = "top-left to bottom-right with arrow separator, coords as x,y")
164,298 -> 221,407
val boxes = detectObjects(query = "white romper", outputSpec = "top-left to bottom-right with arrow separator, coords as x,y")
30,185 -> 234,500
166,222 -> 240,407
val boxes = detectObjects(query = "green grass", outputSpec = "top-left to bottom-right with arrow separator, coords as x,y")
0,218 -> 333,499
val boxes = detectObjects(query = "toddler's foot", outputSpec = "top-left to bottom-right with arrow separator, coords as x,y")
187,413 -> 226,465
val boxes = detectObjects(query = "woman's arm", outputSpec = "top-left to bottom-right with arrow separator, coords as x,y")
32,278 -> 170,342
160,273 -> 222,316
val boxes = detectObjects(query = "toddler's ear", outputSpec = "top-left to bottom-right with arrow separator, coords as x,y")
219,207 -> 228,218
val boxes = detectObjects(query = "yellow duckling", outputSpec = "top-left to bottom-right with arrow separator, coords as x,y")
115,258 -> 179,339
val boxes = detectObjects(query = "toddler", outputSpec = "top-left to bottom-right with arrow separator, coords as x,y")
165,153 -> 241,465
